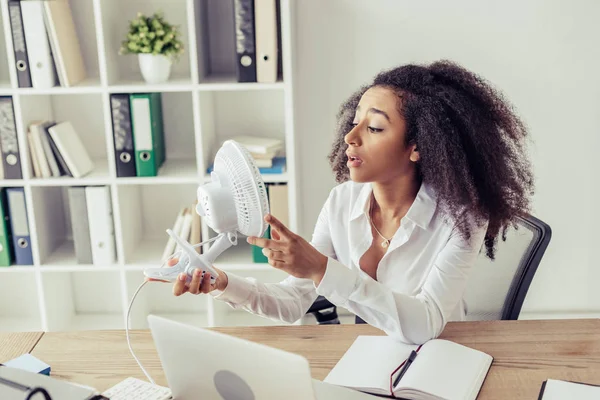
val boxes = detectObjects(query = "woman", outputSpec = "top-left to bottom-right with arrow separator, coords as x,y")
162,60 -> 534,344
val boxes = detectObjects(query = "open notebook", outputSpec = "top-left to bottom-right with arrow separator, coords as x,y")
324,336 -> 493,400
538,379 -> 600,400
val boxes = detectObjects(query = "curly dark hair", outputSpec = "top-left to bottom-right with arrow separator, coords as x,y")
328,60 -> 534,259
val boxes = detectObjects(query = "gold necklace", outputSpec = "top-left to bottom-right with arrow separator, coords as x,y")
368,195 -> 393,248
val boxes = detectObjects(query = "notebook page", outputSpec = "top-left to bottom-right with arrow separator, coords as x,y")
324,336 -> 418,394
396,339 -> 492,400
541,379 -> 600,400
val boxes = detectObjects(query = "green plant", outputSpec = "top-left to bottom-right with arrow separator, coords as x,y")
119,11 -> 184,61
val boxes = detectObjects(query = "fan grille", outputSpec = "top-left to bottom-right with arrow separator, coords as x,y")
214,140 -> 270,237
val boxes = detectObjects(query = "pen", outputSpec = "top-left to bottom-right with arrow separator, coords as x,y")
393,350 -> 418,388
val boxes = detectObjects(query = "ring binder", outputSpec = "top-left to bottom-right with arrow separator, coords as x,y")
0,374 -> 52,400
0,366 -> 109,399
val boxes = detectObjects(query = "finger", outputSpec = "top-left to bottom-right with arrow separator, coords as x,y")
262,247 -> 286,261
246,236 -> 281,250
270,228 -> 281,241
173,273 -> 189,296
188,269 -> 202,295
146,277 -> 169,282
200,272 -> 212,294
265,214 -> 292,238
268,258 -> 285,269
167,258 -> 179,267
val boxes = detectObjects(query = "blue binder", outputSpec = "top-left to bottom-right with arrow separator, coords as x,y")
6,187 -> 33,265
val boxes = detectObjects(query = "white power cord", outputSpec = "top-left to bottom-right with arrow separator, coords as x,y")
125,236 -> 220,385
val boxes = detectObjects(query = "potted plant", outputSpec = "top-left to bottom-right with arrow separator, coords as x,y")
119,11 -> 184,84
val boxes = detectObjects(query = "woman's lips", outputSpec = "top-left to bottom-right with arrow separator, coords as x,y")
347,154 -> 363,168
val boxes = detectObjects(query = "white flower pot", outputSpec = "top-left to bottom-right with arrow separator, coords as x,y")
138,54 -> 172,84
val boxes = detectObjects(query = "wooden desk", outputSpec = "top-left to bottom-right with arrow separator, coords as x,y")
0,332 -> 43,364
3,319 -> 600,399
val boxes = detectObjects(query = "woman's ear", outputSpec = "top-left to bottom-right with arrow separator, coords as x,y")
409,145 -> 420,162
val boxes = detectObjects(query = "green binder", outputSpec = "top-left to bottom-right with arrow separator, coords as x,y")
130,93 -> 166,177
0,189 -> 14,267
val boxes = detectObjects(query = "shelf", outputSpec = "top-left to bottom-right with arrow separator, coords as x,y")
198,74 -> 285,91
39,240 -> 120,270
29,159 -> 111,186
18,94 -> 109,181
100,0 -> 192,86
115,158 -> 199,185
126,236 -> 169,266
0,0 -> 297,332
15,78 -> 103,95
41,270 -> 123,332
0,266 -> 36,273
117,183 -> 199,266
0,82 -> 12,95
0,272 -> 41,332
0,179 -> 25,187
108,78 -> 195,93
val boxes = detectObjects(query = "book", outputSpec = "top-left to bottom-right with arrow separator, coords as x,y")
43,0 -> 86,87
539,379 -> 600,400
47,121 -> 94,178
324,335 -> 493,400
231,135 -> 283,154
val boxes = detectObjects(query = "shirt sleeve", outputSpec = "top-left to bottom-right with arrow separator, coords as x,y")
210,192 -> 336,323
315,219 -> 488,344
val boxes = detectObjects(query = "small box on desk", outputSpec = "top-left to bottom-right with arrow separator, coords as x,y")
1,353 -> 51,375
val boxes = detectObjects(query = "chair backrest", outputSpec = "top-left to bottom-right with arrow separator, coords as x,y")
463,214 -> 552,321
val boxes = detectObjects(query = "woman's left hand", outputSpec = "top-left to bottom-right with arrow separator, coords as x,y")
247,214 -> 328,284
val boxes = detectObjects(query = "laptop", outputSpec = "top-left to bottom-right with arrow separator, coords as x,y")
148,314 -> 379,400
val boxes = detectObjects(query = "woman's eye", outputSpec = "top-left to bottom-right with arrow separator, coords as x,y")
368,126 -> 383,133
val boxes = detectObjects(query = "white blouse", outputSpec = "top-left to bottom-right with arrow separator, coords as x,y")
211,180 -> 488,344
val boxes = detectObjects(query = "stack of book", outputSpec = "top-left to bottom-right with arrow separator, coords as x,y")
8,0 -> 86,88
161,202 -> 203,262
27,120 -> 94,179
207,135 -> 286,174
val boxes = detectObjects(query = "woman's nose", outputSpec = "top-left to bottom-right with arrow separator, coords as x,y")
344,124 -> 360,146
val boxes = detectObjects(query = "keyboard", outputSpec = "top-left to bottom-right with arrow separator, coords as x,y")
102,377 -> 172,400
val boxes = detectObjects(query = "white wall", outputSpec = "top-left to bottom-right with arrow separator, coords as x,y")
291,0 -> 600,316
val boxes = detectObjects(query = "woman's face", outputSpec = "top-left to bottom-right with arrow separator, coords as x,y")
344,86 -> 419,183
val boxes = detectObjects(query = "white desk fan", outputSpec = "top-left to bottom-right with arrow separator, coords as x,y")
143,139 -> 270,284
126,139 -> 271,386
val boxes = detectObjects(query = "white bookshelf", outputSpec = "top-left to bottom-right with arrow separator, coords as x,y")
0,0 -> 300,332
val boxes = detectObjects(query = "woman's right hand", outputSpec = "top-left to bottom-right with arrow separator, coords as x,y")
162,258 -> 229,296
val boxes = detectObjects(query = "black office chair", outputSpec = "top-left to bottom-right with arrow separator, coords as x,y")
306,214 -> 552,324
